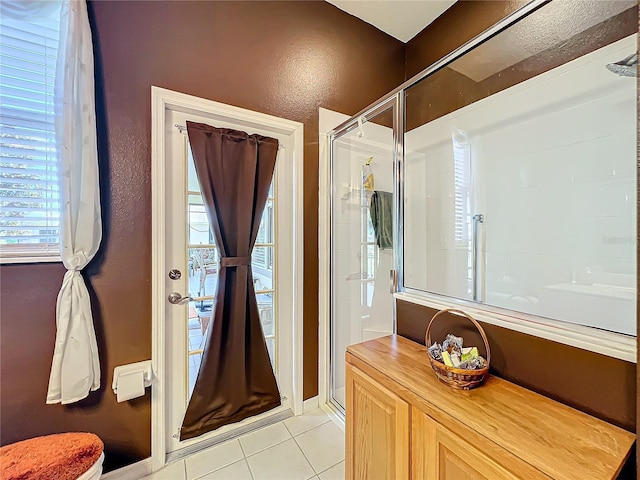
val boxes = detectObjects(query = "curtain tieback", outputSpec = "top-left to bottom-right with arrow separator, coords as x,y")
220,256 -> 251,268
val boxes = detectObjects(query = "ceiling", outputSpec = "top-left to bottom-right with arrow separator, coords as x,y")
326,0 -> 457,43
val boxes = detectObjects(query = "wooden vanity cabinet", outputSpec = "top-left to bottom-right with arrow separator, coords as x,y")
345,335 -> 634,480
411,408 -> 526,480
346,364 -> 410,479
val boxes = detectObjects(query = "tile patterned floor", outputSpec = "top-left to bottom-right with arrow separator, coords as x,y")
143,408 -> 345,480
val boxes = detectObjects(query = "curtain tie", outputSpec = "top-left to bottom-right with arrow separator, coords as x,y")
220,256 -> 251,268
65,251 -> 88,271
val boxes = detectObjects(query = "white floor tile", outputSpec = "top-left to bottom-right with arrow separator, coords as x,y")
142,460 -> 186,480
246,439 -> 315,480
295,422 -> 345,474
284,409 -> 330,437
198,459 -> 253,480
239,422 -> 291,456
186,439 -> 244,480
318,461 -> 345,480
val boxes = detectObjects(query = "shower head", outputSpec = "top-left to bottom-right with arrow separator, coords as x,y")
606,53 -> 638,77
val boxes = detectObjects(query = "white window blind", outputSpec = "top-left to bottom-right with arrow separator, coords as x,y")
452,134 -> 471,244
0,14 -> 61,259
253,201 -> 273,269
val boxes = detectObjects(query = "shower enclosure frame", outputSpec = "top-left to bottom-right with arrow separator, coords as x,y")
326,93 -> 403,416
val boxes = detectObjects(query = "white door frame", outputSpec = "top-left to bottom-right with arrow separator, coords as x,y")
318,108 -> 349,423
151,86 -> 305,471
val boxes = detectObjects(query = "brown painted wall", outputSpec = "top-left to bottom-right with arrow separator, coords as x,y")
1,0 -> 637,475
636,11 -> 639,476
0,0 -> 404,471
405,0 -> 529,80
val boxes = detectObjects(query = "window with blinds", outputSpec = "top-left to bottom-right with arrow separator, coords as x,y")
452,133 -> 471,244
0,13 -> 61,260
253,201 -> 274,270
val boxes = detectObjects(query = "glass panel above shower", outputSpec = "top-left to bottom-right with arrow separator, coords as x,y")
403,0 -> 637,336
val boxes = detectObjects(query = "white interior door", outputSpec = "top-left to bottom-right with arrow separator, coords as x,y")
158,100 -> 302,457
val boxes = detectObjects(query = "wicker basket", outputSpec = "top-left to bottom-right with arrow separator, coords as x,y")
425,308 -> 491,390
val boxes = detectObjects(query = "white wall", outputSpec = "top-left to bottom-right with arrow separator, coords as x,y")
404,34 -> 637,335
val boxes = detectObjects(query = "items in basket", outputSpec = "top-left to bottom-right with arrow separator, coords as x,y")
427,342 -> 443,362
442,334 -> 463,354
428,334 -> 487,370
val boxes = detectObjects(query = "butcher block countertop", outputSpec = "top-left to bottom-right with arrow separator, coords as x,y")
346,335 -> 635,480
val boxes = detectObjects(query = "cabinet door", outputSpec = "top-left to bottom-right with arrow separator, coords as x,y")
412,409 -> 521,480
346,364 -> 410,480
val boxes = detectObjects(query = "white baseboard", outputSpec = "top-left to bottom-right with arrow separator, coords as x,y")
303,396 -> 319,413
101,458 -> 152,480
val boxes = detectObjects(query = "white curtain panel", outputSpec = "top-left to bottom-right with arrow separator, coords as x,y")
46,0 -> 102,404
2,0 -> 101,404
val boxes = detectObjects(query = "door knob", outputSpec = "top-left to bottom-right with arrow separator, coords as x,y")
168,292 -> 193,305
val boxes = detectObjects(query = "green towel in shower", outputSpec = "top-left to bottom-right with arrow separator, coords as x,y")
370,191 -> 393,250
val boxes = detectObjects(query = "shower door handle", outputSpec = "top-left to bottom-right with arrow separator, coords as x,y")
472,214 -> 484,302
389,269 -> 398,294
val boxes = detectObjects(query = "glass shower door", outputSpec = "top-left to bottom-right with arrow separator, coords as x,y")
330,103 -> 396,411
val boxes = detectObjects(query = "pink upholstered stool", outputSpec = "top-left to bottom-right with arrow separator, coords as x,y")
0,432 -> 104,480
